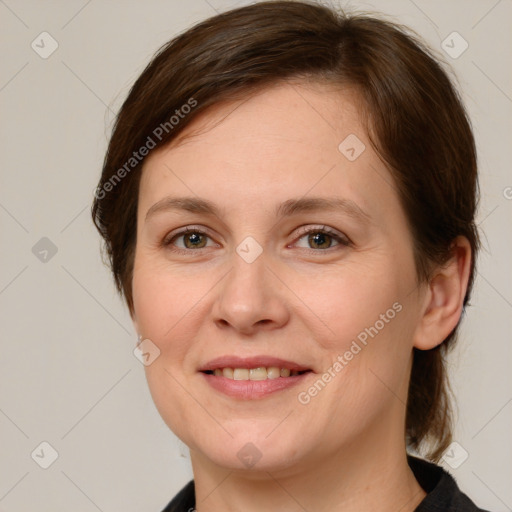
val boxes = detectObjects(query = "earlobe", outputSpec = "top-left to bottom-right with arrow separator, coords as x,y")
413,236 -> 472,351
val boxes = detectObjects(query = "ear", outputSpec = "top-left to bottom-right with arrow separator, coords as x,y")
413,236 -> 472,350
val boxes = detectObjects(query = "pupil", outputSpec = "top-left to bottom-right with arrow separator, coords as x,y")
310,232 -> 330,249
189,233 -> 201,245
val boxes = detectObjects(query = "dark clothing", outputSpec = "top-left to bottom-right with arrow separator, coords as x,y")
409,456 -> 491,511
161,455 -> 491,511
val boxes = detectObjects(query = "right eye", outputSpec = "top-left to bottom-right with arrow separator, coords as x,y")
162,226 -> 218,254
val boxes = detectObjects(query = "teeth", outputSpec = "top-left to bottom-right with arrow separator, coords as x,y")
233,368 -> 249,380
267,367 -> 281,379
249,367 -> 267,380
209,367 -> 305,380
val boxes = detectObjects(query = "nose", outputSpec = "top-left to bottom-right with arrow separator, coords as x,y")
211,250 -> 290,336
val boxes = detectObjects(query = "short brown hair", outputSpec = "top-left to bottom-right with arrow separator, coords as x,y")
91,0 -> 480,461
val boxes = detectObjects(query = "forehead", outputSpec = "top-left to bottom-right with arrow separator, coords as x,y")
143,82 -> 366,181
166,80 -> 365,153
137,81 -> 395,225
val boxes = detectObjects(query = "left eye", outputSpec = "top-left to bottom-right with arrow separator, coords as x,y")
292,227 -> 350,250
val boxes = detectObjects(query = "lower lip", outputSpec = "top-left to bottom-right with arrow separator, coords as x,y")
200,372 -> 313,400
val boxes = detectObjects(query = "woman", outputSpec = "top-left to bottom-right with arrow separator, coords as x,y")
92,1 -> 490,510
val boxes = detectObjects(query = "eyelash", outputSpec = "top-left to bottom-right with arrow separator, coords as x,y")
161,225 -> 351,255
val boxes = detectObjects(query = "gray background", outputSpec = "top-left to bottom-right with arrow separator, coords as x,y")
0,0 -> 511,510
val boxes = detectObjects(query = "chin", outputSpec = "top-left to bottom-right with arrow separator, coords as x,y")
190,425 -> 310,474
204,447 -> 304,475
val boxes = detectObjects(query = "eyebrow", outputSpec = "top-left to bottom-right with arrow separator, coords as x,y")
145,196 -> 372,224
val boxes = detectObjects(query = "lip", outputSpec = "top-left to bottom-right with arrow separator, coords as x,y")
198,355 -> 312,372
198,355 -> 314,400
200,371 -> 313,400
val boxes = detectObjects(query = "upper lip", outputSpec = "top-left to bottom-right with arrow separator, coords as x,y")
198,355 -> 312,372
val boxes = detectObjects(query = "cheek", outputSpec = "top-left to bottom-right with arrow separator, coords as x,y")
292,257 -> 416,407
132,257 -> 205,343
132,262 -> 207,443
291,257 -> 408,352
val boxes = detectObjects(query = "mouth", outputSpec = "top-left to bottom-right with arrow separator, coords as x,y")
198,355 -> 313,377
201,368 -> 312,379
198,355 -> 314,399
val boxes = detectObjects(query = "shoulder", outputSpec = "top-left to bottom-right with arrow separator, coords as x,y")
160,479 -> 195,512
408,455 -> 493,512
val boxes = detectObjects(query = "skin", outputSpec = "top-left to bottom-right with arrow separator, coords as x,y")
131,80 -> 471,512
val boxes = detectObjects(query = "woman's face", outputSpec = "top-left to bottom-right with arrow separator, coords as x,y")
132,81 -> 427,474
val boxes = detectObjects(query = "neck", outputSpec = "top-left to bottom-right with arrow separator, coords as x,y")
189,418 -> 426,512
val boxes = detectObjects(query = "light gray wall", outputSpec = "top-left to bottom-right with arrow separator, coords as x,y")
0,1 -> 510,510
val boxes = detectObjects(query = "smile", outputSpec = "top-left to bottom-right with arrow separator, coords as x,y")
203,367 -> 310,380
